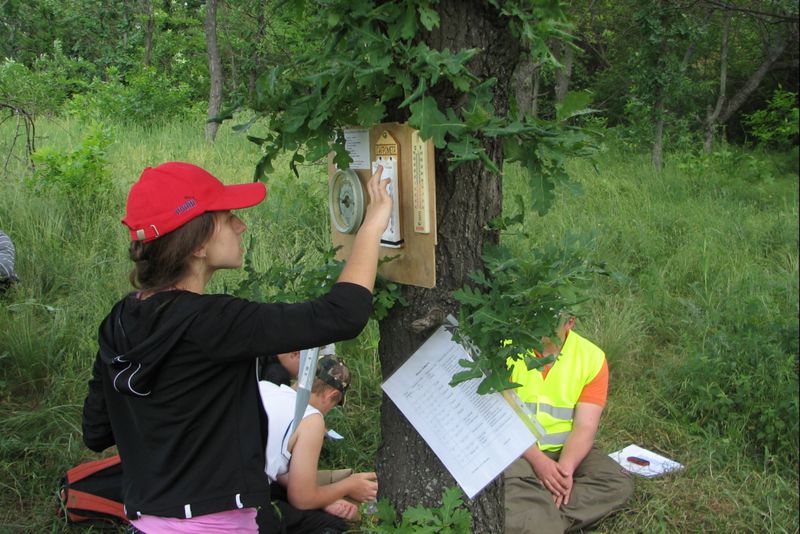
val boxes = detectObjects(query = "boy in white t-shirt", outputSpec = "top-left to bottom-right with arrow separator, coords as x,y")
258,355 -> 377,533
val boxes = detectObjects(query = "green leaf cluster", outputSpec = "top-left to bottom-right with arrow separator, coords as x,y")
244,0 -> 597,216
236,241 -> 404,321
25,126 -> 113,204
362,486 -> 471,534
66,66 -> 196,126
743,87 -> 799,149
451,228 -> 608,394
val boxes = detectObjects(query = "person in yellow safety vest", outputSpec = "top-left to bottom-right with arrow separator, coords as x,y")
503,315 -> 633,534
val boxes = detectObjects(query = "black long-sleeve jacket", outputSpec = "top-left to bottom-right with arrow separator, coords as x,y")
82,282 -> 372,520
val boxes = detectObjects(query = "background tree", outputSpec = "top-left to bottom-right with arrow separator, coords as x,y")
205,0 -> 222,142
141,0 -> 156,66
700,1 -> 797,152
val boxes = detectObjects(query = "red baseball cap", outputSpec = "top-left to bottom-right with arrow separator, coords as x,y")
122,162 -> 267,242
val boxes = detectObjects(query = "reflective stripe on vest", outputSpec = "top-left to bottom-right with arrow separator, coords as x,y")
509,331 -> 605,452
524,402 -> 575,420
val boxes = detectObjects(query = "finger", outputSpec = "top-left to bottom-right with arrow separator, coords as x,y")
367,178 -> 389,207
556,480 -> 568,493
370,178 -> 390,201
543,479 -> 560,496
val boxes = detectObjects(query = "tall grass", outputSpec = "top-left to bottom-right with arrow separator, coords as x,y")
1,117 -> 798,532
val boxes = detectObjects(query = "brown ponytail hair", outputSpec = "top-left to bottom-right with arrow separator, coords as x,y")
129,212 -> 217,290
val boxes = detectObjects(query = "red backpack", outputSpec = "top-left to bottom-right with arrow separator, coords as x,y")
58,454 -> 128,526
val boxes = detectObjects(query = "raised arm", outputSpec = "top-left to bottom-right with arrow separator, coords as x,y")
336,165 -> 392,292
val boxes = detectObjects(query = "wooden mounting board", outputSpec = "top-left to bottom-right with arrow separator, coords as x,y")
328,122 -> 437,288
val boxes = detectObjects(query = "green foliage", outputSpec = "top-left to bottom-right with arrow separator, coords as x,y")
361,487 -> 472,534
0,55 -> 78,116
146,10 -> 210,103
452,222 -> 609,394
66,66 -> 197,125
743,88 -> 799,149
26,126 -> 113,203
245,0 -> 597,214
1,0 -> 139,66
236,241 -> 404,321
676,143 -> 792,183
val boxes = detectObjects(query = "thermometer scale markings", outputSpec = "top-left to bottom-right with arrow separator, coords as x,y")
411,131 -> 430,234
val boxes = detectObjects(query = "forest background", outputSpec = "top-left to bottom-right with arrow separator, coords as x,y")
0,0 -> 798,532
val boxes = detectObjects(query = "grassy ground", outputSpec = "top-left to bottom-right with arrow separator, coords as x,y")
0,116 -> 797,532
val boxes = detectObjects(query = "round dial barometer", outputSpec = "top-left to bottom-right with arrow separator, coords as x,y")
329,169 -> 365,234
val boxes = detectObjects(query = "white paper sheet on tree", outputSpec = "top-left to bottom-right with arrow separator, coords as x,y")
340,128 -> 370,169
382,324 -> 536,499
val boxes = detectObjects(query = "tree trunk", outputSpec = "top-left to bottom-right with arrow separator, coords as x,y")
652,96 -> 664,170
204,0 -> 222,142
705,22 -> 789,152
248,7 -> 267,105
512,57 -> 536,118
531,65 -> 541,118
651,1 -> 668,171
141,0 -> 155,66
703,10 -> 731,154
554,41 -> 574,103
375,2 -> 519,532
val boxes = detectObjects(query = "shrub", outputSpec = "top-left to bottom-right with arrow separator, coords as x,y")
66,66 -> 196,125
362,487 -> 472,534
0,59 -> 63,116
0,42 -> 96,116
26,127 -> 114,203
743,88 -> 799,150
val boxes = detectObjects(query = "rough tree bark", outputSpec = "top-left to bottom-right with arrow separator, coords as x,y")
512,58 -> 534,117
512,57 -> 540,118
375,2 -> 520,532
204,0 -> 222,142
554,40 -> 575,104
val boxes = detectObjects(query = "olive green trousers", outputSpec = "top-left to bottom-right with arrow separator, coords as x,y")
504,446 -> 633,534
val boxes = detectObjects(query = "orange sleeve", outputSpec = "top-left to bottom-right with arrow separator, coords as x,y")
577,358 -> 608,407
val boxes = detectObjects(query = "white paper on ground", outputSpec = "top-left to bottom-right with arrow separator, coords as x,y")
326,428 -> 344,440
609,444 -> 683,477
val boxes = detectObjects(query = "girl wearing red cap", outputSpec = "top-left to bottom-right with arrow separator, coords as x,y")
82,162 -> 390,533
